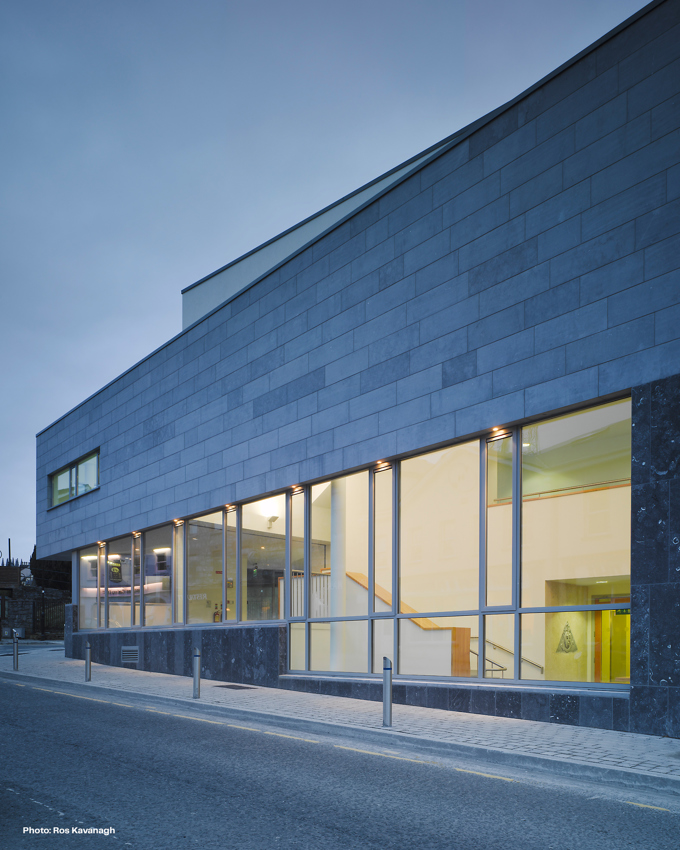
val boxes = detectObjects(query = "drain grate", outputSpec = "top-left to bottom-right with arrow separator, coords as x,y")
215,684 -> 255,690
121,646 -> 139,663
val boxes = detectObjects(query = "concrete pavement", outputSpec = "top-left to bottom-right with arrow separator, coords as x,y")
1,642 -> 679,795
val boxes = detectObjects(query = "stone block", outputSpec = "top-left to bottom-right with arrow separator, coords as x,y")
403,230 -> 451,277
410,329 -> 467,374
468,304 -> 524,349
511,165 -> 563,219
495,691 -> 522,719
449,197 -> 510,251
442,351 -> 477,387
470,689 -> 496,715
579,696 -> 613,730
501,129 -> 574,195
566,316 -> 655,373
477,329 -> 534,374
524,368 -> 598,418
468,240 -> 538,294
534,302 -> 606,354
549,693 -> 579,726
493,348 -> 565,397
394,209 -> 442,256
649,582 -> 680,686
448,687 -> 471,713
397,366 -> 443,403
431,157 -> 484,209
360,354 -> 410,394
630,685 -> 668,736
521,692 -> 550,722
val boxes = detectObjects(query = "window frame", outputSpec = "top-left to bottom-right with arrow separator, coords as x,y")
49,450 -> 100,508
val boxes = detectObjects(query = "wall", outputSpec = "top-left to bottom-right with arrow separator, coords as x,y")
37,0 -> 680,562
630,374 -> 680,736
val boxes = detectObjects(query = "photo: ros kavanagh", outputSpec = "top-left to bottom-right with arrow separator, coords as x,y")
23,827 -> 116,836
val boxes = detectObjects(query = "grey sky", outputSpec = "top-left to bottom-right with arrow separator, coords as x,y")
0,0 -> 648,561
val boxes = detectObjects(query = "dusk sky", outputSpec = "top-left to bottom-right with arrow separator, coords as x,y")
1,0 -> 648,562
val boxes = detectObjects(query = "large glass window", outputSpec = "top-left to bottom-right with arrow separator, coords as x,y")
241,495 -> 286,621
400,442 -> 480,615
398,615 -> 479,677
310,472 -> 369,619
290,491 -> 305,618
173,523 -> 184,624
143,526 -> 172,627
374,468 -> 393,613
187,512 -> 223,624
310,620 -> 368,673
521,609 -> 630,683
486,436 -> 512,607
225,510 -> 237,621
521,400 -> 631,608
83,397 -> 631,691
78,546 -> 99,629
107,536 -> 132,629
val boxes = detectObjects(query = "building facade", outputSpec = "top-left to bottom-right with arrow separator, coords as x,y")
38,0 -> 680,736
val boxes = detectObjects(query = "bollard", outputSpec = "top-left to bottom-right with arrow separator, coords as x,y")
383,656 -> 392,727
13,630 -> 19,672
85,641 -> 91,682
193,647 -> 201,699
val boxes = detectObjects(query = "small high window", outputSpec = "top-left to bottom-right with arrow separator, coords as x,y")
51,452 -> 99,506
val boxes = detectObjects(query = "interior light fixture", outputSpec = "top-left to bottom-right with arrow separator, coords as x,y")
267,515 -> 279,529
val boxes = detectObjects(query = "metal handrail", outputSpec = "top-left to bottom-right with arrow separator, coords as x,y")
485,639 -> 544,673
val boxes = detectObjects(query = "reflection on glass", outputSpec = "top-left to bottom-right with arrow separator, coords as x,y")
486,437 -> 512,607
52,468 -> 72,506
521,400 -> 631,608
187,512 -> 223,624
132,536 -> 141,625
79,546 -> 98,629
290,492 -> 305,618
107,536 -> 131,629
400,442 -> 479,614
98,546 -> 106,628
399,615 -> 478,677
290,623 -> 305,670
372,619 -> 394,673
521,609 -> 630,683
374,469 -> 392,613
77,454 -> 98,495
483,614 -> 514,679
225,511 -> 237,621
143,526 -> 172,626
310,620 -> 368,673
242,495 -> 286,621
310,473 -> 368,619
173,523 -> 184,624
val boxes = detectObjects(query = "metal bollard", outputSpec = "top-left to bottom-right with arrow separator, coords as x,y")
13,631 -> 19,672
85,641 -> 91,682
383,656 -> 392,727
192,647 -> 201,699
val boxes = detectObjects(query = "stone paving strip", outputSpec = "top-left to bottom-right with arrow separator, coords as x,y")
2,645 -> 680,785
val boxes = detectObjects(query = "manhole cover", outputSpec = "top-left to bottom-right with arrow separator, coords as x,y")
215,684 -> 255,690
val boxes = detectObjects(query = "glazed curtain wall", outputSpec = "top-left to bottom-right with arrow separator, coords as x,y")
76,399 -> 631,687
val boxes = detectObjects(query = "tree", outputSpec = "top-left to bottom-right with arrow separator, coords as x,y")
28,546 -> 71,592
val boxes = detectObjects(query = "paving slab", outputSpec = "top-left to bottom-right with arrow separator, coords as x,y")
2,644 -> 679,795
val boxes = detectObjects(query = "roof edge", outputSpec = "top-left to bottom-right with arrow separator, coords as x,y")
37,0 -> 664,439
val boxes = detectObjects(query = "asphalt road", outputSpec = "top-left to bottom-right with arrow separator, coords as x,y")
1,678 -> 678,850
